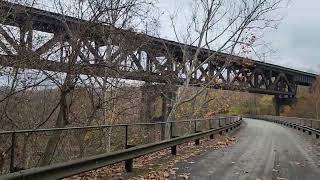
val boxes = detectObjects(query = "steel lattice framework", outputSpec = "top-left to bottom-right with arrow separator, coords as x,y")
0,1 -> 317,98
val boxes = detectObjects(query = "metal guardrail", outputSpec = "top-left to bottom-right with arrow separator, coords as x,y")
0,116 -> 242,179
0,116 -> 236,174
249,115 -> 320,138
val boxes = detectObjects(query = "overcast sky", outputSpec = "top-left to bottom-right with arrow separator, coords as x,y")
157,0 -> 320,74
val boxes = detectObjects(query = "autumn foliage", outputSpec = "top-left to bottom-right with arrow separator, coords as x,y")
283,76 -> 320,119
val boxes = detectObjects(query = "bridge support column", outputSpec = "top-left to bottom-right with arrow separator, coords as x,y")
140,83 -> 158,123
273,96 -> 296,116
139,84 -> 161,143
139,84 -> 178,140
273,96 -> 281,116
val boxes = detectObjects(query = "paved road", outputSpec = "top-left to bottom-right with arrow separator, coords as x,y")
176,118 -> 320,180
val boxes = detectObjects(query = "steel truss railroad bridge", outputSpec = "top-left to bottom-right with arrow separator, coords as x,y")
0,1 -> 317,115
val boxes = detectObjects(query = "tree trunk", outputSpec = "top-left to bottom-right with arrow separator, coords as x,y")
164,90 -> 177,139
39,77 -> 73,166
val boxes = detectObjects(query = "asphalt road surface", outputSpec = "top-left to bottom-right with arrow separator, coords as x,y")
176,118 -> 320,180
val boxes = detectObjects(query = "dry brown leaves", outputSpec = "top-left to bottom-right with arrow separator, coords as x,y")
66,135 -> 237,180
130,135 -> 237,180
66,163 -> 125,180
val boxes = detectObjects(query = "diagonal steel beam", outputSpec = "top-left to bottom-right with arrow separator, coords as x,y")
0,54 -> 180,83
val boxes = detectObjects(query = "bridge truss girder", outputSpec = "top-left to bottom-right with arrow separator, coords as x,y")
0,1 -> 315,98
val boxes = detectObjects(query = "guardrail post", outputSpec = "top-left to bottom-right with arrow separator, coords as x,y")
125,156 -> 133,172
171,145 -> 177,155
125,144 -> 135,172
124,125 -> 134,172
219,119 -> 224,135
209,119 -> 214,139
309,131 -> 312,135
194,120 -> 200,145
170,122 -> 173,139
125,125 -> 128,149
209,119 -> 212,129
195,139 -> 200,145
225,118 -> 229,133
170,122 -> 178,155
10,132 -> 16,173
316,134 -> 319,139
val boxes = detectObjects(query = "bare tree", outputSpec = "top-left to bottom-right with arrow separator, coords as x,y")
162,0 -> 285,138
0,0 -> 157,168
0,0 -> 286,172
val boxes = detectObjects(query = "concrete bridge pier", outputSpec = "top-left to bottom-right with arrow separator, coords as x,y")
139,83 -> 158,123
139,84 -> 177,140
273,96 -> 296,116
274,96 -> 281,116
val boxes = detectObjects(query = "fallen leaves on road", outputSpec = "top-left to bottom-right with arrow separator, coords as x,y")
66,135 -> 238,180
130,135 -> 237,180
